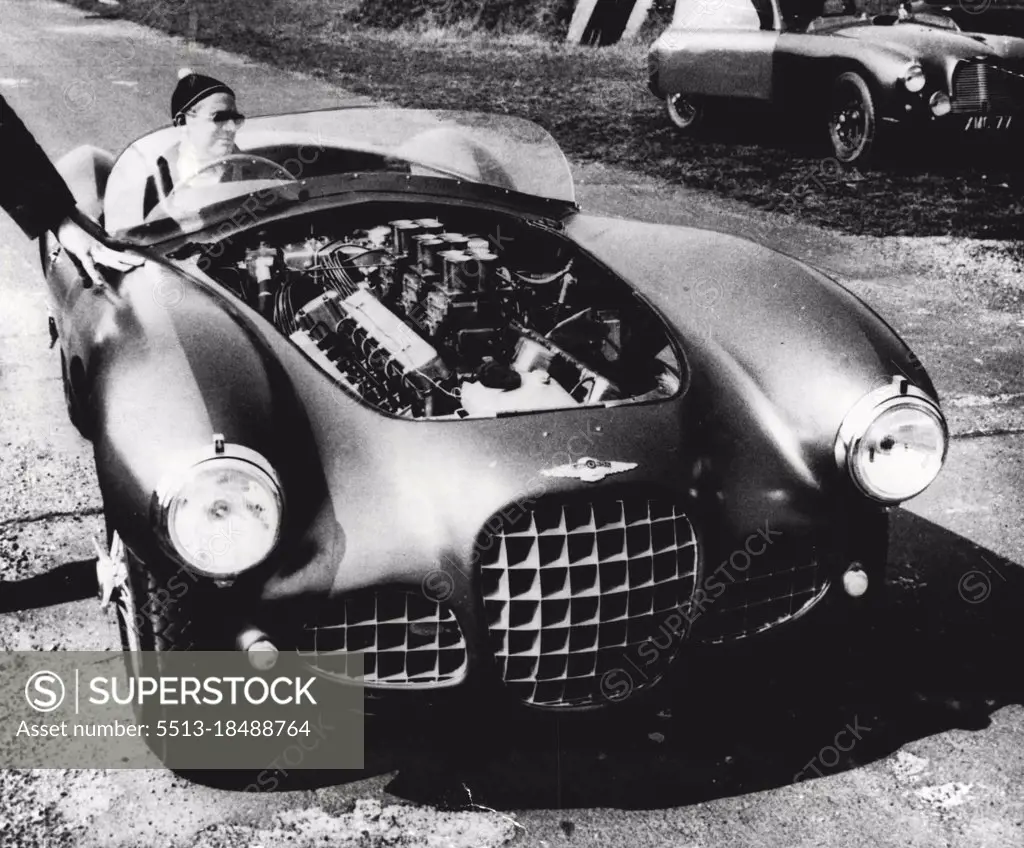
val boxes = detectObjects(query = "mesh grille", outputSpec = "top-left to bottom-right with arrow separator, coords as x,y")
479,496 -> 699,707
298,589 -> 467,687
691,552 -> 828,644
952,61 -> 1024,114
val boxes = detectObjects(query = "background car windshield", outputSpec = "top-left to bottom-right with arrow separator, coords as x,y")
104,108 -> 575,239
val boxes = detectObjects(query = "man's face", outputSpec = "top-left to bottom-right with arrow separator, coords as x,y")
182,92 -> 242,161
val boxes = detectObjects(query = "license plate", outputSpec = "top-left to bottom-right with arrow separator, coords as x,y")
963,115 -> 1014,131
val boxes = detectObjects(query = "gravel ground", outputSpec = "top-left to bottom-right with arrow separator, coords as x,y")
191,800 -> 521,847
0,770 -> 79,848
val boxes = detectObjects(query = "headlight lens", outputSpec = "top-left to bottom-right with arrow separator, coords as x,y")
836,381 -> 948,504
156,448 -> 283,577
903,64 -> 926,93
929,91 -> 952,116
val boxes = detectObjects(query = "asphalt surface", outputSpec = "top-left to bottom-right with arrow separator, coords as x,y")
0,2 -> 1022,846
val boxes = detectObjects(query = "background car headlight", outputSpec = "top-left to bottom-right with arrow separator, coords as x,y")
929,91 -> 952,116
903,64 -> 926,93
154,443 -> 284,577
835,380 -> 948,504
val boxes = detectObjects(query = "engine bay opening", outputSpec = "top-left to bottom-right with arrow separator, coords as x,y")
193,203 -> 683,419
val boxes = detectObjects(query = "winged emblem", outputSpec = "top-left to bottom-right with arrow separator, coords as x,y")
539,456 -> 638,483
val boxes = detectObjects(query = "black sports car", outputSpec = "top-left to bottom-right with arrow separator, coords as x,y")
43,107 -> 948,717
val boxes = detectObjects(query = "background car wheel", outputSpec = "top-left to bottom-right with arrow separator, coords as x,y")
828,72 -> 878,164
665,93 -> 703,131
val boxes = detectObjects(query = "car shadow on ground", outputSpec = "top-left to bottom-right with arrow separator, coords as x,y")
207,506 -> 1023,810
0,559 -> 97,614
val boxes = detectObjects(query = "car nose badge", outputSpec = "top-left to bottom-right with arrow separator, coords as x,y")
540,457 -> 638,483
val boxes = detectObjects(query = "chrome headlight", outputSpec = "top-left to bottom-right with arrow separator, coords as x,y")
929,91 -> 952,117
835,378 -> 948,504
154,438 -> 284,578
902,64 -> 926,93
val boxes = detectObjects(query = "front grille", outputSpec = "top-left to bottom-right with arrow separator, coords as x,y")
298,589 -> 467,687
952,61 -> 1024,114
691,548 -> 828,644
479,495 -> 699,708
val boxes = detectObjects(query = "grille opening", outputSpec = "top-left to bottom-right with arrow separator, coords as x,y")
689,548 -> 829,644
952,61 -> 1024,114
479,494 -> 700,708
298,588 -> 468,687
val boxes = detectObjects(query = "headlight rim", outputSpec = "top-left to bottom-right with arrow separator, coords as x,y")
929,90 -> 952,116
902,63 -> 927,94
834,378 -> 948,504
151,438 -> 285,579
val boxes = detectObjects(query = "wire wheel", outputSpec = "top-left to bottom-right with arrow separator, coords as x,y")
665,93 -> 703,131
828,72 -> 877,164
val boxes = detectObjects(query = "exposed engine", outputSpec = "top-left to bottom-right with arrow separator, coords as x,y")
208,212 -> 681,419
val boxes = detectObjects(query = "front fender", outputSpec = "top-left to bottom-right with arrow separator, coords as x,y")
564,213 -> 935,525
775,35 -> 918,117
967,32 -> 1024,60
86,260 -> 323,568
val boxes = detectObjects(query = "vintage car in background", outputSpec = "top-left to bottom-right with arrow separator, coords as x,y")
648,0 -> 1024,163
43,108 -> 948,717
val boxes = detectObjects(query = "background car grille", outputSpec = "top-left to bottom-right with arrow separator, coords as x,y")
690,547 -> 828,644
479,495 -> 699,708
298,589 -> 467,687
951,61 -> 1024,114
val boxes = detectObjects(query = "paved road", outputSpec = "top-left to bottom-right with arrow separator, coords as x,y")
0,2 -> 1021,846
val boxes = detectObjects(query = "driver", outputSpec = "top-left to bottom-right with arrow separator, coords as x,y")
143,69 -> 246,216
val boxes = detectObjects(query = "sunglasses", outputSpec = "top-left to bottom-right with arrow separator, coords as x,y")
188,109 -> 246,127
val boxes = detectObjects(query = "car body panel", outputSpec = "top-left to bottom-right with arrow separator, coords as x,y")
652,29 -> 780,100
564,215 -> 930,443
